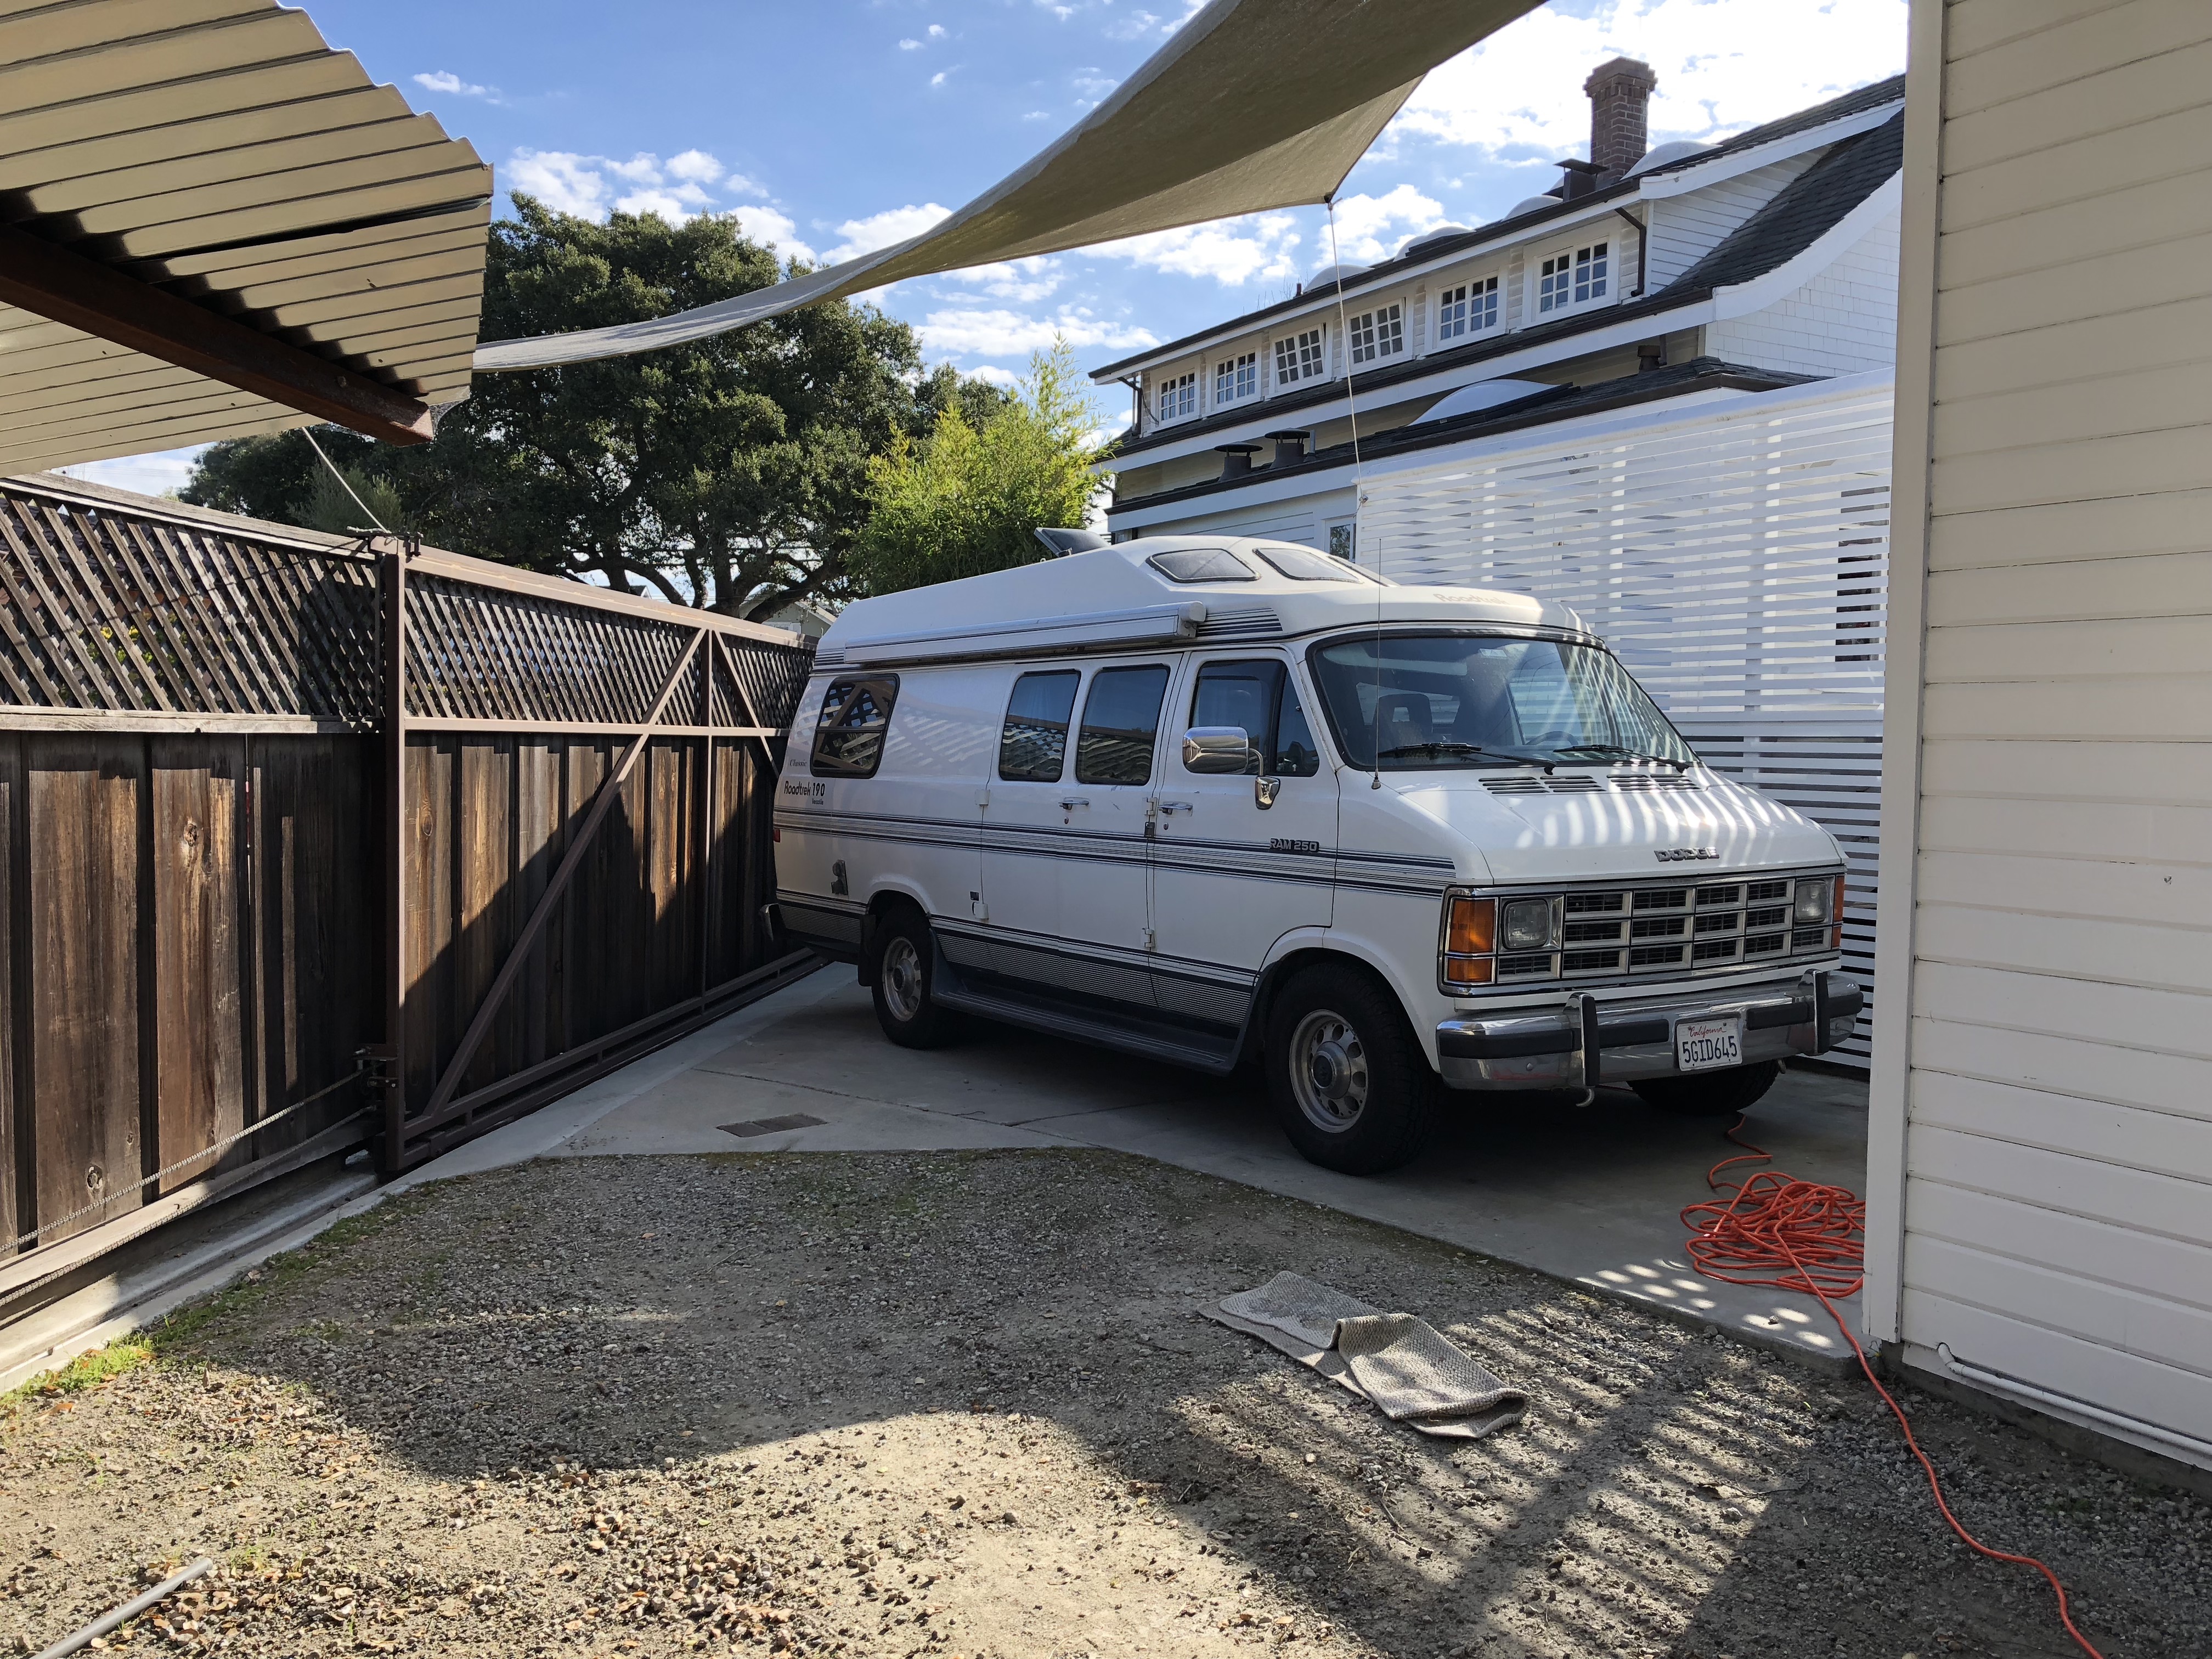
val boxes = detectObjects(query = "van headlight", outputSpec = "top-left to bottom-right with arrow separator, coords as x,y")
1440,894 -> 1494,989
1499,898 -> 1554,952
1793,878 -> 1833,924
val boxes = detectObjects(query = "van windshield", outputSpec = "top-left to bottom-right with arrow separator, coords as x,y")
1307,633 -> 1695,771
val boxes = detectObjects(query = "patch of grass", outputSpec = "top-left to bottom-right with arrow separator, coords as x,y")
1,1335 -> 157,1413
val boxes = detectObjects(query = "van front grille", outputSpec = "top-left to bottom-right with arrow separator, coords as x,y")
1474,870 -> 1840,986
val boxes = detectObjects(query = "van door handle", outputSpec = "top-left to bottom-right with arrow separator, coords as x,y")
1058,796 -> 1090,809
1159,800 -> 1193,814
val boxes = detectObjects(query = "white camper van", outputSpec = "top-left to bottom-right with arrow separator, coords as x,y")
774,535 -> 1859,1174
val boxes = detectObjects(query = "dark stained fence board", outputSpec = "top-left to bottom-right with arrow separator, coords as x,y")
27,736 -> 143,1245
150,737 -> 247,1191
0,738 -> 17,1254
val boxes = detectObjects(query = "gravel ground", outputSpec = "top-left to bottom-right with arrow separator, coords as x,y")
2,1149 -> 2205,1659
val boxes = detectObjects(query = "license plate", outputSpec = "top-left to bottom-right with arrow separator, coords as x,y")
1675,1015 -> 1743,1073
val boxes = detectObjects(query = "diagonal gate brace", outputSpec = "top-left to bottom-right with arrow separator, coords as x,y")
418,628 -> 708,1126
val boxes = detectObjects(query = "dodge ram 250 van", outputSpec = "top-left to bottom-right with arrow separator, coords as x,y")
773,534 -> 1859,1174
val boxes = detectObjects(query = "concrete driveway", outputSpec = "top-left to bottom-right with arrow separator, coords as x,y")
549,965 -> 1870,1367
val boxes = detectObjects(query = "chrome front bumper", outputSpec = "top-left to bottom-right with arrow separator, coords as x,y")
1435,969 -> 1861,1091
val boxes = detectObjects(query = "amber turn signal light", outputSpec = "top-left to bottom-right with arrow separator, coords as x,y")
1446,895 -> 1496,956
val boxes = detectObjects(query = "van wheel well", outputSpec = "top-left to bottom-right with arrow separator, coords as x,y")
1245,947 -> 1402,1064
857,893 -> 926,987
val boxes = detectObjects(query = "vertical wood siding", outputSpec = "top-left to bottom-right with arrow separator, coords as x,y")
1891,0 -> 2212,1459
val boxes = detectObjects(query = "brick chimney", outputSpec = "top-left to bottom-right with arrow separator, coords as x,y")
1584,57 -> 1658,182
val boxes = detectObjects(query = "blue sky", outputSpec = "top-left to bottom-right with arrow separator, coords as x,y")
68,0 -> 1905,495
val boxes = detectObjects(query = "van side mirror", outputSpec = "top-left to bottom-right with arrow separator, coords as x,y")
1182,726 -> 1253,774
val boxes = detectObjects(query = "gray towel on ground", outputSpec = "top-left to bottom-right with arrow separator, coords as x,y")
1209,1271 -> 1527,1440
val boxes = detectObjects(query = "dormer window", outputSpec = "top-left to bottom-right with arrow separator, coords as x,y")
1537,240 -> 1610,314
1155,370 -> 1196,423
1436,276 -> 1499,342
1274,327 -> 1325,387
1347,303 -> 1404,365
1215,351 -> 1258,406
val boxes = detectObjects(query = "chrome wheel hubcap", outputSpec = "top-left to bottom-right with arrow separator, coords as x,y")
882,935 -> 925,1023
1289,1008 -> 1368,1131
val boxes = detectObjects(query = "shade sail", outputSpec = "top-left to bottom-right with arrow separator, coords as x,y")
0,0 -> 493,471
475,0 -> 1543,373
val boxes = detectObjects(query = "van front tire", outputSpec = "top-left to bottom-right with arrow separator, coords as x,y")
1264,964 -> 1436,1175
870,912 -> 960,1049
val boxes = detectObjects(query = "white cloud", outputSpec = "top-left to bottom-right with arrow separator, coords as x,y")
508,148 -> 770,228
899,37 -> 923,50
823,202 -> 953,265
1070,69 -> 1119,105
930,71 -> 948,87
1396,0 -> 1906,161
667,150 -> 726,185
1317,184 -> 1447,267
928,23 -> 946,38
1022,109 -> 1052,122
964,364 -> 1023,388
1103,1 -> 1204,41
414,69 -> 492,98
918,308 -> 1156,357
730,205 -> 816,264
55,446 -> 206,500
1088,211 -> 1303,286
933,257 -> 1065,303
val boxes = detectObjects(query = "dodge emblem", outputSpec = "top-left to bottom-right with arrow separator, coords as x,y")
1655,847 -> 1719,862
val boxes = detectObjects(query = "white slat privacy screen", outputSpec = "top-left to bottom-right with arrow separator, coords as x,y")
1357,373 -> 1894,1064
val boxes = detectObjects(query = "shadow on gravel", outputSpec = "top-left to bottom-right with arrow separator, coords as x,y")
1,1150 -> 2201,1659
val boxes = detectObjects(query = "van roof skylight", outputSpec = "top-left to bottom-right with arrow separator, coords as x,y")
1148,547 -> 1256,583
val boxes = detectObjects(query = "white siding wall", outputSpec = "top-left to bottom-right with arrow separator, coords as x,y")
1358,379 -> 1893,1063
1873,0 -> 2212,1469
1644,155 -> 1820,289
1706,215 -> 1903,376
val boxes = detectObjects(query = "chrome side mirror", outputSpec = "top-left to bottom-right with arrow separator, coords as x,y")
1182,726 -> 1253,774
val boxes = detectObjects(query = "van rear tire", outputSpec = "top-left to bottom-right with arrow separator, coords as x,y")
1263,964 -> 1436,1176
1632,1059 -> 1780,1117
870,911 -> 960,1049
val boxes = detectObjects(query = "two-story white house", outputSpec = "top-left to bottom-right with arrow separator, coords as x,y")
1089,63 -> 1907,1064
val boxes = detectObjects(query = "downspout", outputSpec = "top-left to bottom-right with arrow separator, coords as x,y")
1611,206 -> 1648,296
1121,375 -> 1144,438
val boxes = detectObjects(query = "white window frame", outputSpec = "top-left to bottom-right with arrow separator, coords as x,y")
1533,239 -> 1612,318
1346,302 -> 1404,366
1214,350 -> 1260,407
1273,326 -> 1327,389
1435,274 -> 1501,345
1155,369 -> 1197,425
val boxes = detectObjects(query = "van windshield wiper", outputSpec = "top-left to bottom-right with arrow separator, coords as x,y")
1551,743 -> 1691,770
1375,742 -> 1556,772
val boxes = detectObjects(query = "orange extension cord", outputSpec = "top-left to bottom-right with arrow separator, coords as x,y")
1682,1116 -> 2108,1659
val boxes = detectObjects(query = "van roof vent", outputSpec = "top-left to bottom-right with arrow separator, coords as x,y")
1194,604 -> 1282,639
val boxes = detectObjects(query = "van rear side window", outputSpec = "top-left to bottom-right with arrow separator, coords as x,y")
810,676 -> 899,778
1000,670 -> 1080,782
1075,664 -> 1170,785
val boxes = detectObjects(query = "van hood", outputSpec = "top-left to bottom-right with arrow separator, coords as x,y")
1387,768 -> 1838,884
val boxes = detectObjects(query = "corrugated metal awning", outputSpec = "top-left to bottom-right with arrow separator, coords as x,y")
0,0 -> 493,472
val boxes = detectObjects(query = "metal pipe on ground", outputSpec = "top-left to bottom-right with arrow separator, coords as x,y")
35,1558 -> 214,1659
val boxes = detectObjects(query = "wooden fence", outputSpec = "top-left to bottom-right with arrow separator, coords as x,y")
0,473 -> 814,1290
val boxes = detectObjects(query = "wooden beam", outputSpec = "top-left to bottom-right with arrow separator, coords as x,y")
0,223 -> 434,447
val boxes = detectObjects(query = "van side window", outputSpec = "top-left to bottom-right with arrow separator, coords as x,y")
810,676 -> 899,778
1075,665 -> 1169,786
1188,659 -> 1324,777
999,670 -> 1080,782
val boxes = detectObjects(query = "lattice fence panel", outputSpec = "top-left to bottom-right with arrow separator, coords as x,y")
723,634 -> 817,730
404,574 -> 709,726
0,483 -> 381,721
1359,377 -> 1892,1065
